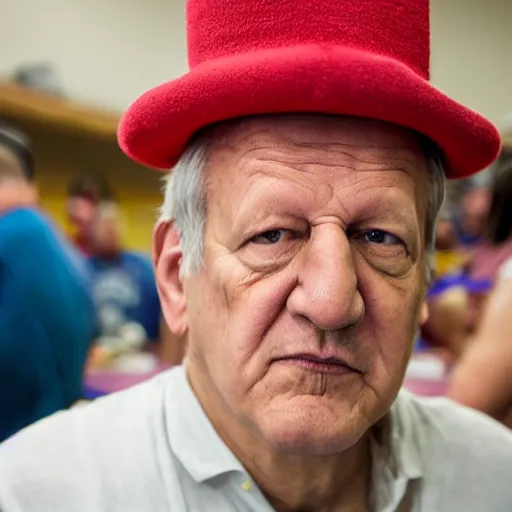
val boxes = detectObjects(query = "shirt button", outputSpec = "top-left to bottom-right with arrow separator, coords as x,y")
241,480 -> 252,491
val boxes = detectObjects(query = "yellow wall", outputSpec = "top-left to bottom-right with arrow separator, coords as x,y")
27,127 -> 162,252
39,188 -> 161,253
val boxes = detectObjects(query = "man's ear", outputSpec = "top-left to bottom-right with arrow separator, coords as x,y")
153,221 -> 188,336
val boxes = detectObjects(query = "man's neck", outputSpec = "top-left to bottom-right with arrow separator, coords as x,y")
187,364 -> 372,512
248,437 -> 372,512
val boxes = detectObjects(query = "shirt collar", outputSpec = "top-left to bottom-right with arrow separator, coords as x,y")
373,390 -> 423,481
368,391 -> 423,511
165,368 -> 423,485
165,366 -> 246,482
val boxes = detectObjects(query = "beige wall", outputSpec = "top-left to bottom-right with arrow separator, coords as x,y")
0,0 -> 510,125
0,0 -> 508,250
431,0 -> 512,128
0,0 -> 187,111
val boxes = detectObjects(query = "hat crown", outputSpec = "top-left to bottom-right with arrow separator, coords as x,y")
187,0 -> 430,79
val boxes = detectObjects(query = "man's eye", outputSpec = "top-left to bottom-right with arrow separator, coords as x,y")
250,229 -> 287,245
363,229 -> 402,245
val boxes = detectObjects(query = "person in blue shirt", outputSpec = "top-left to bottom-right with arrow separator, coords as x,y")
0,122 -> 96,442
86,201 -> 187,365
87,202 -> 166,350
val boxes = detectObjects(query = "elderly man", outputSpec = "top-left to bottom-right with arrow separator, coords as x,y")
1,1 -> 511,511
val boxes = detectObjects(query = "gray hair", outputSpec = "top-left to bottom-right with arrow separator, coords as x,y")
159,122 -> 446,283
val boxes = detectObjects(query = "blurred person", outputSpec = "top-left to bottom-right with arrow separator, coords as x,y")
464,157 -> 512,333
470,157 -> 512,280
448,157 -> 512,421
0,122 -> 95,442
418,211 -> 469,360
422,164 -> 510,357
66,172 -> 113,256
448,271 -> 512,425
434,213 -> 456,252
452,181 -> 492,249
88,202 -> 185,364
2,2 -> 512,512
418,284 -> 467,363
432,209 -> 469,275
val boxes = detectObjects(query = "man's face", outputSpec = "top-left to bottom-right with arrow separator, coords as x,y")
461,187 -> 490,238
166,116 -> 429,455
66,197 -> 97,238
93,215 -> 122,257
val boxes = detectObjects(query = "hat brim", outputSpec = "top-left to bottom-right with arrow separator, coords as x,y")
118,44 -> 501,178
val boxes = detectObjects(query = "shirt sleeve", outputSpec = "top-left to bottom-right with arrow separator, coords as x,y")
0,208 -> 96,407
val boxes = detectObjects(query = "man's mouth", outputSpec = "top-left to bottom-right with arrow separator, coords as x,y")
273,353 -> 359,375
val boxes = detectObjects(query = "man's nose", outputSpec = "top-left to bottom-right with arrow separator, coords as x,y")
287,224 -> 364,331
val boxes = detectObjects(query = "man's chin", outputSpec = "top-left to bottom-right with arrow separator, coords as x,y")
254,398 -> 368,456
263,424 -> 363,457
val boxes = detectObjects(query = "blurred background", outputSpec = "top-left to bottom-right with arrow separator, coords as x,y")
0,0 -> 511,247
1,0 -> 511,249
1,0 -> 512,440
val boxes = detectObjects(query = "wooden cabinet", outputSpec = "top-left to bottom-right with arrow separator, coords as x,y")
0,81 -> 119,140
0,81 -> 162,252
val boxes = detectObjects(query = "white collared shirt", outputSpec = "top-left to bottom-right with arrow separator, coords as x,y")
1,366 -> 512,511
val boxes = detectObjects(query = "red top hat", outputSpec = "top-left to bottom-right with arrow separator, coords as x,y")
118,0 -> 500,178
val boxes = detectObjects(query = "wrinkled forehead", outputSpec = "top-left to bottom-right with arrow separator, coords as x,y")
205,115 -> 430,207
211,115 -> 424,156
